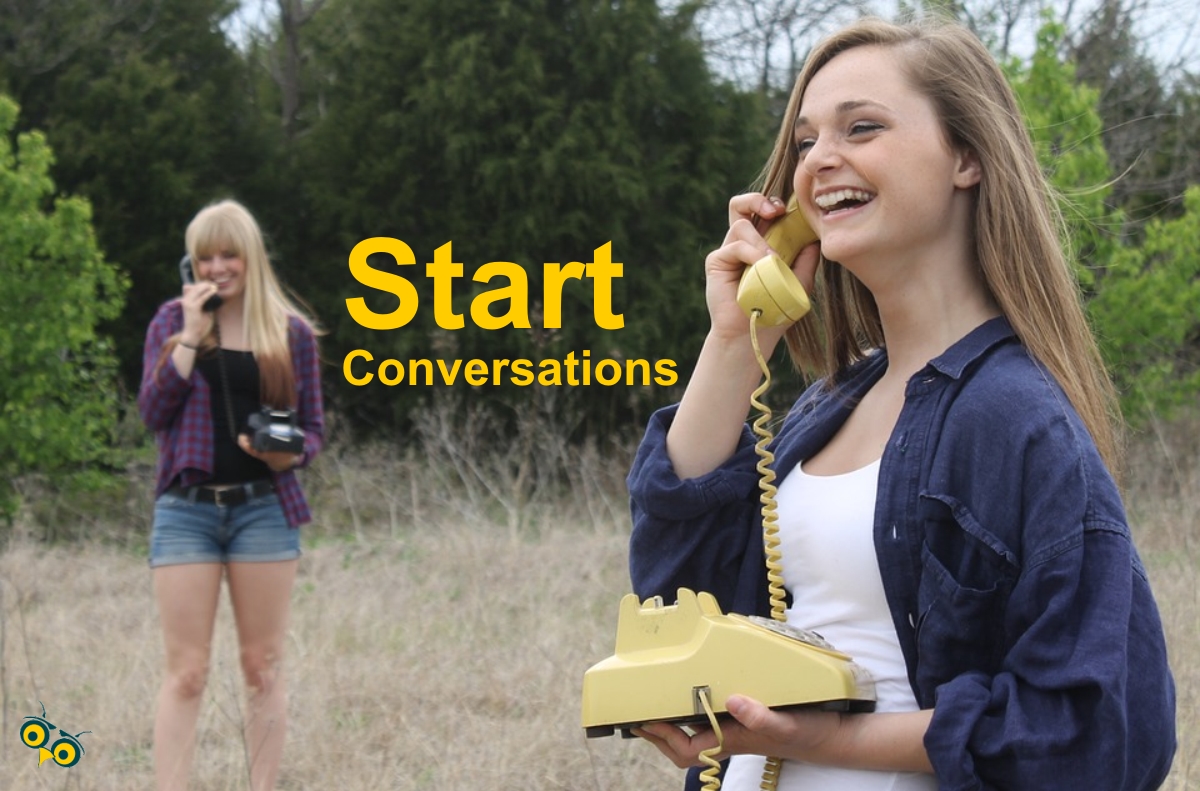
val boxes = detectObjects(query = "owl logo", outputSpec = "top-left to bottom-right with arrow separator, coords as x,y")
19,702 -> 91,768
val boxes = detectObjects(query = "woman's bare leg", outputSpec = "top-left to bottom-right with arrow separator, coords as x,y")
226,559 -> 298,791
153,563 -> 224,791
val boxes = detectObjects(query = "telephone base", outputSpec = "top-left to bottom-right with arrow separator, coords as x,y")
581,589 -> 877,738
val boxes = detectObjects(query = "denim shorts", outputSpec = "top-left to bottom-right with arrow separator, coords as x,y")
149,488 -> 301,567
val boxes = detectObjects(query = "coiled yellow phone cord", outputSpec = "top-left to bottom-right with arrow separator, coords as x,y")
698,687 -> 726,790
749,311 -> 788,626
749,309 -> 785,791
698,311 -> 787,791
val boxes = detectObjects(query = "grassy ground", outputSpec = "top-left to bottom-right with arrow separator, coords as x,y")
0,403 -> 1195,790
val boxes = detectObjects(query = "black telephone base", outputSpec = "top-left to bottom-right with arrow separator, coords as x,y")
585,697 -> 875,739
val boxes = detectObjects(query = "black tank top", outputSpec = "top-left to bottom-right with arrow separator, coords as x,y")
195,349 -> 272,484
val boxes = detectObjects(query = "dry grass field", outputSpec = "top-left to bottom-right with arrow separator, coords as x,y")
0,401 -> 1195,790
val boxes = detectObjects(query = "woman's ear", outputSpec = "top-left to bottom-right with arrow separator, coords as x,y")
954,147 -> 982,189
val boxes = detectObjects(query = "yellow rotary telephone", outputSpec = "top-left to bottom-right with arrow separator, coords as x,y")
580,588 -> 875,738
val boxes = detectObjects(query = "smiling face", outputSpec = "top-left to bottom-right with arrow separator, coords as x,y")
194,244 -> 247,304
791,44 -> 980,283
186,202 -> 263,310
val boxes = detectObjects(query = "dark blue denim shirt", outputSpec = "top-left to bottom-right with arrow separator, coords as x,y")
628,317 -> 1175,790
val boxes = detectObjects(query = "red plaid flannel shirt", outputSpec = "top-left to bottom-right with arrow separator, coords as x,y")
137,300 -> 324,527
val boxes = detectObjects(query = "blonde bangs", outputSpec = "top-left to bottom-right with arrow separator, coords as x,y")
186,208 -> 253,263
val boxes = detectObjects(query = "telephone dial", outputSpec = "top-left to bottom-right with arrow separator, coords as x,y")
582,195 -> 875,789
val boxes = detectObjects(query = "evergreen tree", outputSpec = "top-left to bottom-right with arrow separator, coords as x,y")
1088,186 -> 1200,420
1070,0 -> 1173,233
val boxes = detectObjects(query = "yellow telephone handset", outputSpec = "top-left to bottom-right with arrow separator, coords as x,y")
735,195 -> 817,326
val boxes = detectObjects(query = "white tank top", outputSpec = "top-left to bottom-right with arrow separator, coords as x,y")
721,459 -> 936,791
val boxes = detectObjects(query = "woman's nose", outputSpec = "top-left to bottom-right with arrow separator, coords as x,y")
802,135 -> 842,175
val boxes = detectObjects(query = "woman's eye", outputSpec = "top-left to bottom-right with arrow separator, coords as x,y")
849,121 -> 883,135
795,138 -> 816,155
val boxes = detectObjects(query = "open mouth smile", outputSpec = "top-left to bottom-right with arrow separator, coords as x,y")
815,188 -> 875,216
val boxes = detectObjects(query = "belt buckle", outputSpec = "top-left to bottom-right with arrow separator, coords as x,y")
213,487 -> 236,507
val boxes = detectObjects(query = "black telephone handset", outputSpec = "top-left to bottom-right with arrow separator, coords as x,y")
179,254 -> 223,312
735,195 -> 817,325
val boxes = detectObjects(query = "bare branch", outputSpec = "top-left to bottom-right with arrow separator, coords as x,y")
688,0 -> 869,91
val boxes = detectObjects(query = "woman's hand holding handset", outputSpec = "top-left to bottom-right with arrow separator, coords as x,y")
172,281 -> 221,377
666,193 -> 820,480
179,281 -> 220,345
705,193 -> 820,349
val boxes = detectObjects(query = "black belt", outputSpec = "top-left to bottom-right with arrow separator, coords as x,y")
167,479 -> 275,507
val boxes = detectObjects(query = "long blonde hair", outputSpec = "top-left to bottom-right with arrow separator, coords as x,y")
759,17 -> 1122,477
175,199 -> 321,408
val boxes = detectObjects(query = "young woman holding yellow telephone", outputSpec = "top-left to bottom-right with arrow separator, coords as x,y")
627,17 -> 1175,791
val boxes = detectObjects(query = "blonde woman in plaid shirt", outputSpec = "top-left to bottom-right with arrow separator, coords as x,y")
138,199 -> 323,791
